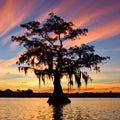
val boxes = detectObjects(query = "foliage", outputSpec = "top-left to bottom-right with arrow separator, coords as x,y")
12,12 -> 110,89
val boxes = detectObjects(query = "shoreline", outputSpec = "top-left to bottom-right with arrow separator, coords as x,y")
0,90 -> 120,98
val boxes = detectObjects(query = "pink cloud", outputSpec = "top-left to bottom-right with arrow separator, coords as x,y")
74,1 -> 120,28
0,0 -> 39,38
10,41 -> 19,50
64,17 -> 120,48
0,57 -> 18,67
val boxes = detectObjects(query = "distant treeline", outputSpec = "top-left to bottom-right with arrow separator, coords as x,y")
0,89 -> 120,98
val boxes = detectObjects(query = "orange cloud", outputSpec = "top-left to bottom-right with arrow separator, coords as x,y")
87,82 -> 120,93
0,0 -> 119,92
5,0 -> 119,49
0,0 -> 39,38
64,17 -> 120,48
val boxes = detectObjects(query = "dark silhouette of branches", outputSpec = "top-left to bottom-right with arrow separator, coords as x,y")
12,12 -> 110,104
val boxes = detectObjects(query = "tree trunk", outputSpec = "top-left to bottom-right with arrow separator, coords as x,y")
47,71 -> 71,105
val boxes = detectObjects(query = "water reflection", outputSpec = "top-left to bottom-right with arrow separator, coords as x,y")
0,98 -> 119,120
51,105 -> 63,120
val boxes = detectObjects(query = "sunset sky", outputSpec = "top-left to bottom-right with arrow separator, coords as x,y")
0,0 -> 120,93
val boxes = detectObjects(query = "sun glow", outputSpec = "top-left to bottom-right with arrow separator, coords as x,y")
0,0 -> 120,93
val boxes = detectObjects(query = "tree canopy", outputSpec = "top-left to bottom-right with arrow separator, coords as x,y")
12,12 -> 110,89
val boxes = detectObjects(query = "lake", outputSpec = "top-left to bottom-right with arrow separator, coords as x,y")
0,98 -> 119,120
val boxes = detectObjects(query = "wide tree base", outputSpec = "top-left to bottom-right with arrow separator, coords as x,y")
47,93 -> 71,105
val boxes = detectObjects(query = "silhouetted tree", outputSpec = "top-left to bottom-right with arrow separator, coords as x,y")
12,12 -> 110,104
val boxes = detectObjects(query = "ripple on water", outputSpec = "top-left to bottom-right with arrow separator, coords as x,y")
0,98 -> 119,120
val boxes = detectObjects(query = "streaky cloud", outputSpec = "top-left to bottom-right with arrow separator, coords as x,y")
0,0 -> 39,38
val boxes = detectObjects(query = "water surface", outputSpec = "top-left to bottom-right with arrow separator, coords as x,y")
0,98 -> 119,120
